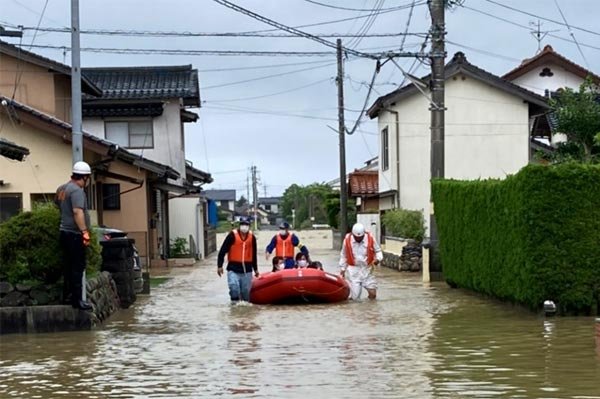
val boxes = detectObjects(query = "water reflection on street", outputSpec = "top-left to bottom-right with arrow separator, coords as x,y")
1,248 -> 599,398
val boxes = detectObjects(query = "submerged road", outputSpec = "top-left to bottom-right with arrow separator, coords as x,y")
0,230 -> 599,398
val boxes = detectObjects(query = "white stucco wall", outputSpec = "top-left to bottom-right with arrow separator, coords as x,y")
169,197 -> 205,258
378,73 -> 531,233
82,101 -> 186,183
510,62 -> 584,95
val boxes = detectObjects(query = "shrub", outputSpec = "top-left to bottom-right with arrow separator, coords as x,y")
432,163 -> 600,314
169,236 -> 189,257
0,204 -> 100,285
381,208 -> 425,242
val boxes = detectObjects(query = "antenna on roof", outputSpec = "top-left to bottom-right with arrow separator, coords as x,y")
529,20 -> 560,53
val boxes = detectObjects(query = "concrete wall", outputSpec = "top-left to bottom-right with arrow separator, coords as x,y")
83,101 -> 186,184
377,73 -> 531,233
169,197 -> 205,259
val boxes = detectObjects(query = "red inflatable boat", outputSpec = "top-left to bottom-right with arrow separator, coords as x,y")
250,268 -> 350,304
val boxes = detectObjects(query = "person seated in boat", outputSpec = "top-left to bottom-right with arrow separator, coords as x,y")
272,256 -> 285,272
307,261 -> 323,270
294,252 -> 310,268
265,222 -> 309,269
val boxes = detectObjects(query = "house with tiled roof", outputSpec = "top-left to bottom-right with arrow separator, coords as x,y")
367,52 -> 549,233
0,40 -> 212,262
503,44 -> 600,146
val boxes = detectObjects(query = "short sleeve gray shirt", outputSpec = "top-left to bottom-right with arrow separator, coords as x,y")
56,181 -> 90,233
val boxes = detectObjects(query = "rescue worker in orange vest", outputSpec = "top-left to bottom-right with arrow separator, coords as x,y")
265,222 -> 309,269
217,217 -> 259,302
339,223 -> 383,300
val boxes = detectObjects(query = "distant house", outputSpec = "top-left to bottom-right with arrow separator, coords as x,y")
503,44 -> 600,146
348,170 -> 378,213
258,196 -> 282,214
204,189 -> 236,211
367,52 -> 549,232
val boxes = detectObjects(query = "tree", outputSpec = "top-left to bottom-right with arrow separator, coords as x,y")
280,183 -> 337,228
236,195 -> 248,207
550,78 -> 600,163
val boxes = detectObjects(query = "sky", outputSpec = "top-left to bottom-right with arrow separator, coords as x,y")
1,0 -> 599,198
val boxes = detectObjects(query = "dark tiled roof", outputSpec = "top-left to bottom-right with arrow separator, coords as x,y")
503,45 -> 600,83
259,196 -> 282,205
368,52 -> 549,118
1,95 -> 179,180
348,171 -> 378,196
0,40 -> 102,96
0,138 -> 29,161
204,189 -> 236,201
82,65 -> 200,106
186,164 -> 213,184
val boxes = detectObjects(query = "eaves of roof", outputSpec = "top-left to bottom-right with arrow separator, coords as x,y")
503,45 -> 600,83
368,52 -> 550,119
186,163 -> 213,184
0,138 -> 30,161
0,40 -> 102,97
1,95 -> 179,180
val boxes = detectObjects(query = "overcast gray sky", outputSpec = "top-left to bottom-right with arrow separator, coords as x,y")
2,0 -> 599,197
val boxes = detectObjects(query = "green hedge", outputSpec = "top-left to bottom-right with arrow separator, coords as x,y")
381,208 -> 426,242
432,163 -> 600,314
0,204 -> 101,285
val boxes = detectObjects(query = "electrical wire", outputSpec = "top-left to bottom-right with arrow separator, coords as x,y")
206,78 -> 332,102
302,0 -> 422,12
553,0 -> 590,69
211,0 -> 378,59
482,0 -> 600,38
202,61 -> 336,90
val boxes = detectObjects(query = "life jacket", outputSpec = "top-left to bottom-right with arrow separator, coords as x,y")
275,234 -> 294,258
228,230 -> 253,263
344,232 -> 375,266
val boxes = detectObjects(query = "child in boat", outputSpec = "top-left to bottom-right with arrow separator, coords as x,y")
295,253 -> 310,268
308,261 -> 323,270
272,256 -> 284,272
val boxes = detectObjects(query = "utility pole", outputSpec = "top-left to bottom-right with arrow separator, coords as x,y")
428,0 -> 446,275
336,38 -> 349,237
246,168 -> 251,216
251,165 -> 258,230
71,0 -> 85,300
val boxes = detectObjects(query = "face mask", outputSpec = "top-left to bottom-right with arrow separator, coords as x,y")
239,225 -> 249,234
297,260 -> 308,267
277,262 -> 284,269
279,230 -> 287,236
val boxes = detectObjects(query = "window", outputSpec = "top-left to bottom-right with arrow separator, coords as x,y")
30,193 -> 55,207
105,120 -> 153,149
102,184 -> 121,210
381,127 -> 389,171
0,193 -> 22,222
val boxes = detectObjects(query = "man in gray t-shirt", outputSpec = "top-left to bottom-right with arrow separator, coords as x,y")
55,161 -> 93,311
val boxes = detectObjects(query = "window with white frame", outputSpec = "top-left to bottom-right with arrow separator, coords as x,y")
381,126 -> 389,171
105,120 -> 153,149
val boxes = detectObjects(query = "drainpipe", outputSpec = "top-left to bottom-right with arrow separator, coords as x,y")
386,108 -> 401,209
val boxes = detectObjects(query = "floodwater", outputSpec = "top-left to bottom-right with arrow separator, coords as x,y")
1,236 -> 599,398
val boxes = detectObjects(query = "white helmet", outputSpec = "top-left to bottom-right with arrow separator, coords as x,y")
352,223 -> 365,237
72,161 -> 92,175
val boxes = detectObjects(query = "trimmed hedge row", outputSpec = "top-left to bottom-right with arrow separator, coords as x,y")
432,163 -> 600,314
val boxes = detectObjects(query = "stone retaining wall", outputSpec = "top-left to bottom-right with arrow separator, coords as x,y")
0,272 -> 121,334
381,240 -> 423,272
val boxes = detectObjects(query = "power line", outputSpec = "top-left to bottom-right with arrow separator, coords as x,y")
197,59 -> 332,73
482,0 -> 600,38
202,61 -> 336,90
302,0 -> 424,12
11,24 -> 428,39
206,78 -> 332,102
553,0 -> 590,69
462,5 -> 600,52
211,0 -> 378,59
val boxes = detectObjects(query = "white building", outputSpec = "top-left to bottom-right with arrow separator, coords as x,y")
367,52 -> 549,233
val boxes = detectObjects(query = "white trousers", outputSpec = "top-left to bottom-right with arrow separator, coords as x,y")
346,265 -> 377,300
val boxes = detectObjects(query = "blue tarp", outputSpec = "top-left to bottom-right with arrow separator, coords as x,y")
208,199 -> 218,227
